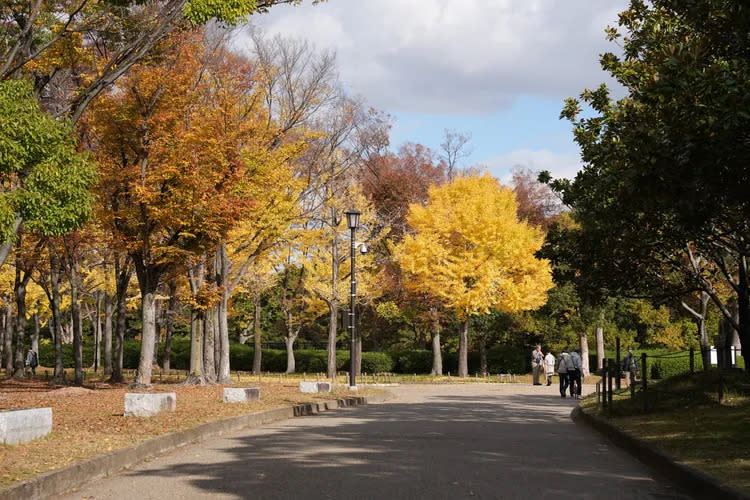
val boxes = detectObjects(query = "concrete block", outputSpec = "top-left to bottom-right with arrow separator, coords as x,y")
299,381 -> 331,393
0,407 -> 52,445
124,392 -> 176,417
223,387 -> 260,403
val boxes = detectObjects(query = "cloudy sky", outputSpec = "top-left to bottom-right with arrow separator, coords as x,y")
248,0 -> 628,182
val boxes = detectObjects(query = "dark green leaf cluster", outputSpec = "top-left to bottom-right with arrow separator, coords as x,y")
0,80 -> 95,240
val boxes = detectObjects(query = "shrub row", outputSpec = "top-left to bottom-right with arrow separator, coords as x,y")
37,338 -> 526,374
390,344 -> 527,374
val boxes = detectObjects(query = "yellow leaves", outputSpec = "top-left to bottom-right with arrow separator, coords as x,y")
395,173 -> 553,318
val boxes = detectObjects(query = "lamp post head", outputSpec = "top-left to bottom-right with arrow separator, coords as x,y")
345,209 -> 361,230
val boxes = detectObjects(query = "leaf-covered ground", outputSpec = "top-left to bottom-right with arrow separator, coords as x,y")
0,375 -> 380,489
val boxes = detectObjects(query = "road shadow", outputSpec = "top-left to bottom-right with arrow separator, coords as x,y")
124,391 -> 691,500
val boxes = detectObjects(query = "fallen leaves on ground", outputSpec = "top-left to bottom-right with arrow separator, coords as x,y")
0,377 -> 380,489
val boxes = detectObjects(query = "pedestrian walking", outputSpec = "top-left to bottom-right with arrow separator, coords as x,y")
557,349 -> 570,397
544,350 -> 555,386
621,349 -> 638,386
568,348 -> 583,399
531,345 -> 543,385
25,349 -> 38,376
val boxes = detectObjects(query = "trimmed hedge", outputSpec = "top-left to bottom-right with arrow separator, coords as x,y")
37,338 -> 525,375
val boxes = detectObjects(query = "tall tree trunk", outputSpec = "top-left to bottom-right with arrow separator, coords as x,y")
103,292 -> 113,376
32,313 -> 39,355
458,319 -> 469,377
430,333 -> 443,376
13,252 -> 31,379
216,243 -> 231,384
0,307 -> 4,370
162,280 -> 176,371
580,332 -> 590,378
698,292 -> 711,371
213,306 -> 220,376
285,326 -> 298,374
478,336 -> 487,376
111,258 -> 131,384
327,302 -> 338,379
4,298 -> 13,375
152,296 -> 161,367
253,296 -> 262,375
134,287 -> 157,387
64,240 -> 84,386
186,261 -> 206,384
70,277 -> 82,385
596,310 -> 605,370
203,307 -> 216,383
430,314 -> 443,376
49,252 -> 64,383
737,256 -> 748,365
48,318 -> 54,343
188,309 -> 204,380
94,291 -> 102,371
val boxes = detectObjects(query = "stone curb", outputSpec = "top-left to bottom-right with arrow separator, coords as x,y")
571,406 -> 749,500
0,393 -> 390,500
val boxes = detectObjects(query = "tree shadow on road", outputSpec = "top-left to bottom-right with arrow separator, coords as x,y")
124,391 -> 691,500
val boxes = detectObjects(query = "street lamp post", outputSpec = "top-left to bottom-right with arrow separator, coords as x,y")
345,209 -> 360,388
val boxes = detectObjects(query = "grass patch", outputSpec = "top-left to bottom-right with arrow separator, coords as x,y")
0,371 -> 384,489
583,370 -> 750,495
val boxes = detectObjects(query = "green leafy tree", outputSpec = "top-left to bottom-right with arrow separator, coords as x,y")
544,0 -> 750,361
0,80 -> 95,266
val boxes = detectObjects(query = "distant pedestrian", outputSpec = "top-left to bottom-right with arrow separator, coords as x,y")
25,349 -> 38,376
557,349 -> 570,397
531,345 -> 544,385
568,348 -> 583,399
544,350 -> 555,386
622,349 -> 638,386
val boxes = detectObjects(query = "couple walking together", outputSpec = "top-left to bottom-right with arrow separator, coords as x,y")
531,345 -> 583,399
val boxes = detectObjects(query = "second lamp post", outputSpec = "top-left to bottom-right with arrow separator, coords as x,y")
344,209 -> 360,388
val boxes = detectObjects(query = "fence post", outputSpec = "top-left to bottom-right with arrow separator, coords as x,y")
689,348 -> 695,374
596,381 -> 600,410
602,359 -> 608,409
641,353 -> 648,412
615,337 -> 621,390
607,358 -> 613,409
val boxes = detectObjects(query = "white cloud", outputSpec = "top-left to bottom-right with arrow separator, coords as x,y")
248,0 -> 627,114
480,149 -> 582,184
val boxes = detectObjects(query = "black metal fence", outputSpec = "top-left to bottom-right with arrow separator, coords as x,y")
598,344 -> 743,413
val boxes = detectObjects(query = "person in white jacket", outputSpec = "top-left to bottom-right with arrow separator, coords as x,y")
544,351 -> 555,386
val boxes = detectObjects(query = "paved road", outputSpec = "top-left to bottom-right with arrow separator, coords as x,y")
61,384 -> 690,500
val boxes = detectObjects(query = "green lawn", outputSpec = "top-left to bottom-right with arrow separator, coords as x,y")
583,371 -> 750,495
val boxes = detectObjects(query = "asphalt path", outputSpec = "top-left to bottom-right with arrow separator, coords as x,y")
60,384 -> 691,500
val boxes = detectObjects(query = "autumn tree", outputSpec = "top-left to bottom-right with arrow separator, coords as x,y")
360,142 -> 446,241
511,167 -> 562,230
395,174 -> 554,377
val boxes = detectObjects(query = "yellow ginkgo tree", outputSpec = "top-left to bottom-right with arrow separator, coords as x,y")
395,173 -> 554,377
